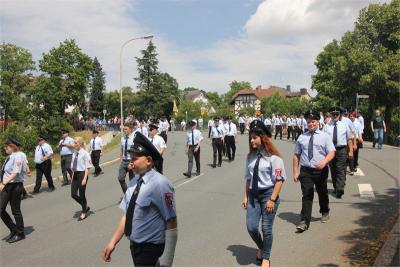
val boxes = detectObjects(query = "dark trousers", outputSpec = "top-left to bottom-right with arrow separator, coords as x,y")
118,160 -> 135,194
34,160 -> 54,192
353,140 -> 362,169
239,123 -> 245,135
71,171 -> 88,213
130,242 -> 165,266
61,154 -> 73,183
91,150 -> 102,175
187,145 -> 200,174
266,125 -> 272,134
329,147 -> 348,192
299,167 -> 330,225
1,183 -> 24,235
212,138 -> 223,166
287,126 -> 294,140
274,125 -> 282,140
225,135 -> 236,160
160,131 -> 167,144
295,127 -> 303,141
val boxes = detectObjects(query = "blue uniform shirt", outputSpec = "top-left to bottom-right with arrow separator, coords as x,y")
324,120 -> 352,147
119,169 -> 176,244
186,129 -> 203,145
294,130 -> 336,168
210,125 -> 224,138
2,152 -> 25,183
245,150 -> 287,190
121,133 -> 135,160
59,136 -> 74,156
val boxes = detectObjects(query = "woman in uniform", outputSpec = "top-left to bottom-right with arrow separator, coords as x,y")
241,120 -> 286,267
0,138 -> 26,243
70,137 -> 93,221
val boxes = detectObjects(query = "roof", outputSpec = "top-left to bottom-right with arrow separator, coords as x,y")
184,89 -> 207,101
232,86 -> 289,100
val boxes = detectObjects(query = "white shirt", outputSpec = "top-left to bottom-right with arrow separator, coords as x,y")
186,128 -> 204,146
225,122 -> 237,136
358,115 -> 364,132
239,117 -> 245,124
160,121 -> 169,132
59,136 -> 74,156
264,118 -> 272,126
89,136 -> 103,151
34,143 -> 53,164
148,134 -> 167,153
138,126 -> 149,137
71,149 -> 93,171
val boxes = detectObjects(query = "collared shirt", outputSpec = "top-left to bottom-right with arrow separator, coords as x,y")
121,133 -> 135,160
324,120 -> 352,147
224,122 -> 237,136
70,149 -> 93,171
2,152 -> 25,183
245,150 -> 287,190
358,116 -> 364,132
342,116 -> 356,137
210,124 -> 224,139
264,118 -> 272,126
59,136 -> 74,156
353,120 -> 363,137
159,121 -> 169,132
207,120 -> 214,127
239,117 -> 245,124
186,128 -> 203,146
34,143 -> 53,164
302,118 -> 308,130
296,118 -> 302,127
294,130 -> 336,168
119,169 -> 176,244
148,134 -> 167,153
89,136 -> 103,151
273,117 -> 282,126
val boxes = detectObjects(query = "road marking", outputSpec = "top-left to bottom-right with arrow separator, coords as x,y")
358,184 -> 375,198
176,173 -> 204,188
354,168 -> 365,176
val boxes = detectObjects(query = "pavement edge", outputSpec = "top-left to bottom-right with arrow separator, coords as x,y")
373,217 -> 400,267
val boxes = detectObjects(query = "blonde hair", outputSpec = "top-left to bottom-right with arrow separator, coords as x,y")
74,136 -> 85,148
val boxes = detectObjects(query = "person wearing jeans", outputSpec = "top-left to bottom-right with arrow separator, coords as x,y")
371,109 -> 386,149
242,120 -> 286,267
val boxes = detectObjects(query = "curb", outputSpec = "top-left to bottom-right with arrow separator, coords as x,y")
24,158 -> 120,190
373,217 -> 400,267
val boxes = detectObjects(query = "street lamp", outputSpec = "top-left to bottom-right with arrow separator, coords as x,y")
120,35 -> 153,132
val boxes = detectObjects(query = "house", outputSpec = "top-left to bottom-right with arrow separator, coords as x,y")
183,89 -> 216,114
231,85 -> 311,114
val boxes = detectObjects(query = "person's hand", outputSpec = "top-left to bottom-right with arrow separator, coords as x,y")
185,149 -> 188,155
353,143 -> 357,150
315,160 -> 327,170
265,200 -> 275,213
293,173 -> 300,182
241,196 -> 248,209
194,147 -> 199,153
0,183 -> 4,191
102,243 -> 115,262
82,178 -> 87,186
27,171 -> 32,177
100,152 -> 104,156
348,151 -> 353,159
127,163 -> 134,171
384,128 -> 387,133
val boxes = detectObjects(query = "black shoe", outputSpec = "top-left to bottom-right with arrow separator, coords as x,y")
218,164 -> 222,167
31,190 -> 39,194
211,164 -> 216,168
49,187 -> 56,192
2,232 -> 15,242
22,193 -> 28,199
296,221 -> 309,232
336,190 -> 344,199
93,173 -> 98,177
7,234 -> 25,243
183,172 -> 191,178
196,172 -> 201,176
61,181 -> 69,186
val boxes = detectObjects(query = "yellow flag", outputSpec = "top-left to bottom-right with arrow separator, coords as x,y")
173,98 -> 178,113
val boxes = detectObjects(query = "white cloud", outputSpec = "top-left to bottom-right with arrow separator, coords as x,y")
0,0 -> 390,95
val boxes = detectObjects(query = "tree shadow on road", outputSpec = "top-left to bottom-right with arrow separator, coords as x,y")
339,187 -> 399,266
226,244 -> 258,266
278,211 -> 319,226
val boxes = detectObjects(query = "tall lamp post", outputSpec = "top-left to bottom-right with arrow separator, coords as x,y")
120,35 -> 153,132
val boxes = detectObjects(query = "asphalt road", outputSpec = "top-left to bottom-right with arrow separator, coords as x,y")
1,131 -> 399,266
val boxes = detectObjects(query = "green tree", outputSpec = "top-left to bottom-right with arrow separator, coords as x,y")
104,90 -> 121,117
223,80 -> 252,104
135,40 -> 158,92
89,57 -> 106,118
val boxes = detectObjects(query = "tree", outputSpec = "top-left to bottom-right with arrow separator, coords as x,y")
38,39 -> 93,115
89,57 -> 106,118
134,40 -> 158,92
223,80 -> 252,104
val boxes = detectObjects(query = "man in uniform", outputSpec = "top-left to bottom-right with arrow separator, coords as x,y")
324,107 -> 354,198
33,136 -> 55,193
159,117 -> 169,144
209,117 -> 224,168
148,123 -> 167,174
90,130 -> 104,177
183,120 -> 203,178
224,116 -> 237,161
264,116 -> 272,134
238,114 -> 245,135
58,130 -> 74,186
102,132 -> 177,266
293,110 -> 336,232
117,123 -> 135,194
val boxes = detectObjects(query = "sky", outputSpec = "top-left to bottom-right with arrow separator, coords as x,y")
0,0 -> 390,94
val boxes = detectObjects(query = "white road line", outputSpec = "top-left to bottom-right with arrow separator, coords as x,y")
176,173 -> 204,188
358,184 -> 375,198
354,168 -> 365,176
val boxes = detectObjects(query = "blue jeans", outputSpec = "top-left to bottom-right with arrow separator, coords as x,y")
374,128 -> 384,148
246,188 -> 280,260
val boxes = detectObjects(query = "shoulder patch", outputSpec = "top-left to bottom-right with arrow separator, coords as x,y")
275,168 -> 282,177
164,192 -> 174,208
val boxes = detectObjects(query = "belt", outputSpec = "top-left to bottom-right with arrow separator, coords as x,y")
301,166 -> 320,171
92,150 -> 101,152
189,144 -> 198,147
122,159 -> 131,162
335,145 -> 347,149
212,137 -> 222,140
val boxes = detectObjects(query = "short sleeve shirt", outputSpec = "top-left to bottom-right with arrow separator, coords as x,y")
59,136 -> 74,156
149,134 -> 167,153
324,120 -> 352,147
34,143 -> 53,164
71,149 -> 93,171
186,129 -> 203,145
89,136 -> 103,151
121,133 -> 135,160
2,152 -> 25,183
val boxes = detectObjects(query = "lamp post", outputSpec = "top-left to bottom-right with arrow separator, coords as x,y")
120,35 -> 153,132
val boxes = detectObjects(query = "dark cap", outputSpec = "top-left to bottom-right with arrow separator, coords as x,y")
213,117 -> 219,121
249,120 -> 272,137
304,110 -> 320,120
188,120 -> 197,126
329,106 -> 342,114
127,132 -> 163,173
61,129 -> 70,134
38,135 -> 46,141
148,123 -> 159,130
92,130 -> 99,134
5,137 -> 22,147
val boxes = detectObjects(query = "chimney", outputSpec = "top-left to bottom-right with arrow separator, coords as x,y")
256,85 -> 262,90
300,88 -> 307,95
286,85 -> 291,92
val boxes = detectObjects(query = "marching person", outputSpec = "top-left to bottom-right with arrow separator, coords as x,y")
324,107 -> 353,199
148,123 -> 167,174
118,123 -> 135,194
1,138 -> 27,243
239,114 -> 245,135
90,130 -> 104,177
273,115 -> 283,140
349,111 -> 363,173
58,129 -> 75,186
138,120 -> 149,137
241,120 -> 285,267
209,117 -> 224,168
293,110 -> 335,232
102,132 -> 177,267
183,120 -> 203,178
224,116 -> 237,161
159,117 -> 169,144
70,137 -> 93,221
33,136 -> 55,193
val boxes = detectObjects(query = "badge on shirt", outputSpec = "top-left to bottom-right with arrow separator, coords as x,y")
275,168 -> 282,177
164,192 -> 174,208
16,160 -> 22,167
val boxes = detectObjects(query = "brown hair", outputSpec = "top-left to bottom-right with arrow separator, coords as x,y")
248,133 -> 282,158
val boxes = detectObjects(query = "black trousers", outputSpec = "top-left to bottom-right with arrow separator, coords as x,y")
160,131 -> 167,144
287,126 -> 294,140
61,154 -> 73,183
329,146 -> 348,192
1,183 -> 24,235
187,145 -> 200,174
299,166 -> 330,225
225,135 -> 236,160
130,242 -> 165,266
71,171 -> 88,213
274,125 -> 282,140
295,127 -> 303,141
118,160 -> 135,194
91,150 -> 102,175
212,138 -> 223,166
34,160 -> 54,191
239,123 -> 245,135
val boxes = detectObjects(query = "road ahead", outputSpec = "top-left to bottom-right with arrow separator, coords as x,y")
1,131 -> 399,266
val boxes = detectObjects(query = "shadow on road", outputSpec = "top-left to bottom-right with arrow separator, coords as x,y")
316,264 -> 339,267
25,226 -> 34,236
278,211 -> 319,226
339,187 -> 399,266
226,244 -> 258,266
